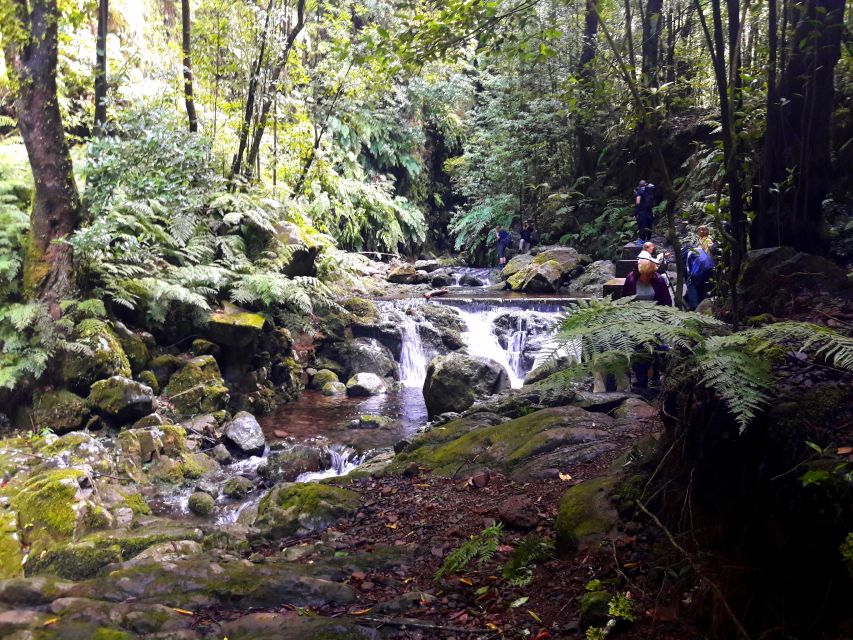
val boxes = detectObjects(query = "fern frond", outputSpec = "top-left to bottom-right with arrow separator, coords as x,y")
435,524 -> 503,583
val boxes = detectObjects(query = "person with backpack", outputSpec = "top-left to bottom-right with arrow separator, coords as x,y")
633,180 -> 656,243
519,222 -> 533,252
682,244 -> 715,310
494,225 -> 510,266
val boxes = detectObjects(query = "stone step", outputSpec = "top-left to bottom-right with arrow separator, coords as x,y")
615,259 -> 637,278
620,242 -> 644,261
603,278 -> 625,299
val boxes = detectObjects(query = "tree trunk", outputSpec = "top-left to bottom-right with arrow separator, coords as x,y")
751,0 -> 844,253
94,0 -> 108,135
575,0 -> 600,178
230,0 -> 275,179
181,0 -> 198,133
623,0 -> 636,72
641,0 -> 664,87
2,0 -> 81,314
243,0 -> 307,182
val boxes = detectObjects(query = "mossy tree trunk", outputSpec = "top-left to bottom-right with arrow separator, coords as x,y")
2,0 -> 81,315
180,0 -> 198,133
94,0 -> 108,135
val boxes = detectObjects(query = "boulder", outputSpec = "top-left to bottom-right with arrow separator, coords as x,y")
431,273 -> 455,288
321,381 -> 347,396
346,373 -> 387,397
570,260 -> 616,295
459,274 -> 484,287
330,337 -> 397,379
500,253 -> 534,280
414,259 -> 442,272
422,353 -> 510,417
258,445 -> 331,483
188,492 -> 216,516
136,370 -> 159,395
163,355 -> 230,416
113,323 -> 150,374
223,476 -> 254,499
223,411 -> 266,456
387,265 -> 429,285
555,476 -> 618,555
254,483 -> 360,539
206,301 -> 267,348
60,319 -> 131,394
342,297 -> 381,325
147,354 -> 184,389
738,247 -> 848,315
357,415 -> 392,429
31,390 -> 90,434
190,338 -> 220,356
507,259 -> 563,293
498,495 -> 539,530
309,369 -> 339,390
87,376 -> 155,422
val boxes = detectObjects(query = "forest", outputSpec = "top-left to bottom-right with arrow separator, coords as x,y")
0,0 -> 851,638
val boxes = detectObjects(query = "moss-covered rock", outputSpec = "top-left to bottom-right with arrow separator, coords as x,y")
206,301 -> 267,347
188,492 -> 216,516
321,381 -> 347,396
163,355 -> 230,416
579,589 -> 612,630
422,353 -> 510,417
254,483 -> 360,539
136,370 -> 159,395
87,376 -> 154,422
310,369 -> 339,390
0,511 -> 23,579
113,323 -> 150,374
358,415 -> 392,429
148,354 -> 184,389
500,253 -> 534,280
10,469 -> 84,542
190,338 -> 220,356
223,476 -> 254,499
121,493 -> 152,516
555,476 -> 618,555
342,297 -> 380,325
258,446 -> 331,484
31,389 -> 90,434
60,319 -> 132,394
26,541 -> 123,580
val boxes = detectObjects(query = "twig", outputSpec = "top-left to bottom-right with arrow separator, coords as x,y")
352,616 -> 491,634
636,500 -> 751,640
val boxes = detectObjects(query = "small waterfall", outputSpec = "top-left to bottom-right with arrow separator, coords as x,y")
505,315 -> 528,378
296,445 -> 364,482
399,318 -> 428,387
456,308 -> 525,388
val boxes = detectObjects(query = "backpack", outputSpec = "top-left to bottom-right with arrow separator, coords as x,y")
682,246 -> 714,281
639,183 -> 656,209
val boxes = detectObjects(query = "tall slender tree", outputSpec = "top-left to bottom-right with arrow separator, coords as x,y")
752,0 -> 845,252
575,0 -> 600,178
641,0 -> 664,87
1,0 -> 82,315
181,0 -> 198,132
94,0 -> 109,135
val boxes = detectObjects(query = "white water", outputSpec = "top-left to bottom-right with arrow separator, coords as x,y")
399,317 -> 428,386
455,307 -> 526,388
296,445 -> 364,482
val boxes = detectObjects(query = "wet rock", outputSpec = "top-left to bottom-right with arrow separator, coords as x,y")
431,272 -> 454,287
223,411 -> 266,456
422,353 -> 510,417
254,483 -> 360,539
499,495 -> 539,529
164,355 -> 230,416
211,443 -> 233,464
223,476 -> 254,499
459,274 -> 484,286
0,609 -> 47,636
31,389 -> 90,434
188,492 -> 216,516
206,301 -> 266,347
310,368 -> 339,390
387,265 -> 429,284
87,376 -> 154,423
321,381 -> 347,396
108,540 -> 203,572
570,260 -> 616,295
342,297 -> 380,326
222,613 -> 371,639
330,337 -> 397,379
346,372 -> 387,396
508,259 -> 563,293
60,319 -> 131,394
414,259 -> 442,272
357,414 -> 392,429
259,445 -> 331,483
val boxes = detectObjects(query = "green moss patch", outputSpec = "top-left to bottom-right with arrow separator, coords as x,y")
255,483 -> 360,539
555,476 -> 618,555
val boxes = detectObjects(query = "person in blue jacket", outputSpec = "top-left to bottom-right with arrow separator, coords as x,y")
495,225 -> 510,266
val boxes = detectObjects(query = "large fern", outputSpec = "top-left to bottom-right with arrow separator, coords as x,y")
554,299 -> 853,432
435,524 -> 503,583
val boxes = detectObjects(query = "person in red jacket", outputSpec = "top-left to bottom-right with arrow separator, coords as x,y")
622,257 -> 672,306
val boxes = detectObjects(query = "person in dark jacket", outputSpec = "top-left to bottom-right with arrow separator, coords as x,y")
622,256 -> 671,388
495,225 -> 510,265
633,180 -> 656,243
519,222 -> 533,252
622,257 -> 672,306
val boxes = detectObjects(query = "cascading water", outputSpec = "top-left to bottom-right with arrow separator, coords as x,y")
296,445 -> 364,482
399,317 -> 428,386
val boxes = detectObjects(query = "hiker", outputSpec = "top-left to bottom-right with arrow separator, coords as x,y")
697,224 -> 714,253
495,225 -> 510,266
622,255 -> 672,306
633,180 -> 656,243
682,244 -> 715,310
519,222 -> 533,252
638,241 -> 660,267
